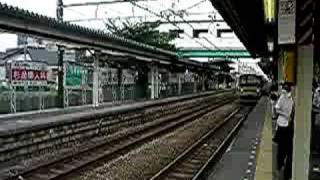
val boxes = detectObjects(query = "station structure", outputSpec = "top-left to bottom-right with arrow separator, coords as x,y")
0,0 -> 318,180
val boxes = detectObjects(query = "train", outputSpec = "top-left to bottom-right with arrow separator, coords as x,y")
237,74 -> 266,104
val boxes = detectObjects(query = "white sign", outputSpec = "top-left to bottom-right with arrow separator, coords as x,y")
63,50 -> 76,62
278,0 -> 296,44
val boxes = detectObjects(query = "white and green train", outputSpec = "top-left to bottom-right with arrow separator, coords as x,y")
238,74 -> 264,104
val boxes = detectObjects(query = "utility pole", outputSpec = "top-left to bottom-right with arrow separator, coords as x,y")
57,0 -> 65,108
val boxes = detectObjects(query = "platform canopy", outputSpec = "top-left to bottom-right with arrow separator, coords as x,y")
210,0 -> 269,57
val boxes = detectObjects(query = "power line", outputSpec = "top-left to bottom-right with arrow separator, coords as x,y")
63,0 -> 156,8
184,0 -> 207,10
64,0 -> 233,53
65,8 -> 89,18
133,1 -> 222,50
166,8 -> 221,50
128,0 -> 214,50
67,16 -> 223,24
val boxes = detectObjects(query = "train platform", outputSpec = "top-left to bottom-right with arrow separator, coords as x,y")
206,97 -> 268,180
0,90 -> 224,136
255,100 -> 274,180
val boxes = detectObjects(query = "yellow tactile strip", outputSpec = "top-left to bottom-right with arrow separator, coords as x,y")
254,103 -> 272,180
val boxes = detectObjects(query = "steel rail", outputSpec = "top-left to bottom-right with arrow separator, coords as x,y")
11,97 -> 235,180
192,108 -> 248,179
149,107 -> 248,180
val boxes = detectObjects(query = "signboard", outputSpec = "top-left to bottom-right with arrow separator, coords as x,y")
278,0 -> 296,44
63,50 -> 76,62
10,61 -> 48,86
281,50 -> 296,84
177,50 -> 251,58
65,63 -> 88,88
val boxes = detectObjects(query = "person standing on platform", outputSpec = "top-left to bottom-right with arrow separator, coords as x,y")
274,82 -> 294,180
312,84 -> 320,154
270,82 -> 279,120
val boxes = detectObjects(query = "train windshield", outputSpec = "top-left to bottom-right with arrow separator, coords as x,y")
239,75 -> 261,87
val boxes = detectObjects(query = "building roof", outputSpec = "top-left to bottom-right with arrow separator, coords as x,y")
28,48 -> 58,65
0,2 -> 176,61
210,0 -> 268,57
2,47 -> 59,65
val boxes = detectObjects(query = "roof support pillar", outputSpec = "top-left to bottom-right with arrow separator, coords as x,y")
56,0 -> 64,108
151,64 -> 159,99
57,46 -> 64,108
201,73 -> 206,91
92,51 -> 100,107
178,73 -> 182,96
292,45 -> 313,180
292,0 -> 315,179
193,74 -> 198,93
117,67 -> 124,102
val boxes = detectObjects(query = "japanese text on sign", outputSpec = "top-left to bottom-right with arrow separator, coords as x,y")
12,69 -> 47,81
10,61 -> 48,86
65,63 -> 87,88
278,0 -> 296,44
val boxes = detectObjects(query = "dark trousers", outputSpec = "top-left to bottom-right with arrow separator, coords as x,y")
275,126 -> 293,180
311,111 -> 320,154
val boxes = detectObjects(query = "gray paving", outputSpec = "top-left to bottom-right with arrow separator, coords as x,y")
206,97 -> 267,180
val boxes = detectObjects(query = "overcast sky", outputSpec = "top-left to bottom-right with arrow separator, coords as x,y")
0,0 -> 218,51
0,0 -> 262,75
0,0 -> 56,51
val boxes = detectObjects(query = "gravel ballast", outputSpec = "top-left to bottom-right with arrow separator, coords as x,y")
72,103 -> 238,180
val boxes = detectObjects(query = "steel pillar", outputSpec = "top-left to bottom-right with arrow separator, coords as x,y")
178,73 -> 182,95
193,74 -> 197,93
57,46 -> 65,108
151,65 -> 159,99
92,52 -> 99,107
56,0 -> 64,108
117,68 -> 124,102
155,69 -> 159,99
10,85 -> 16,113
201,73 -> 206,91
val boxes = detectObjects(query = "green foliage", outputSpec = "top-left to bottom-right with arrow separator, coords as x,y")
105,20 -> 177,51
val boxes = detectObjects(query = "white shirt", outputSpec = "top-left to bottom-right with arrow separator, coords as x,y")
313,87 -> 320,113
275,91 -> 294,127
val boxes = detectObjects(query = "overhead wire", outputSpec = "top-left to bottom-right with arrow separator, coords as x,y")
128,0 -> 215,50
184,0 -> 207,10
64,0 -> 236,55
65,8 -> 91,19
140,0 -> 221,50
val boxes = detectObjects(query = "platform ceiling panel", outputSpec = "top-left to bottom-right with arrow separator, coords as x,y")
210,0 -> 269,57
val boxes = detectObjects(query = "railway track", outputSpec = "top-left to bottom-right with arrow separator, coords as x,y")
0,91 -> 228,173
11,94 -> 236,180
149,107 -> 251,180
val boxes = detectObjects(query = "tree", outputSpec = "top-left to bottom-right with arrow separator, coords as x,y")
105,19 -> 177,51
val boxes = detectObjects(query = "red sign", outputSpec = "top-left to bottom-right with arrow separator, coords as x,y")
10,61 -> 48,86
11,69 -> 47,81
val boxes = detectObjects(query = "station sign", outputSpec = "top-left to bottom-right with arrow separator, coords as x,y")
177,50 -> 251,58
10,61 -> 48,86
278,0 -> 296,44
64,62 -> 88,88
